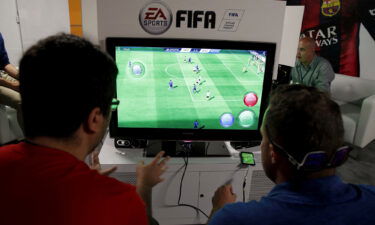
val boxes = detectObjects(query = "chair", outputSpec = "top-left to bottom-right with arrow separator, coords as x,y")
0,105 -> 23,145
331,74 -> 375,148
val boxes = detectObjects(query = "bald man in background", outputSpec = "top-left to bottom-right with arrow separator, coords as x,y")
291,37 -> 335,92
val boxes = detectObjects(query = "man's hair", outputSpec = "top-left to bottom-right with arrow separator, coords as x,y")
19,34 -> 118,138
265,85 -> 344,162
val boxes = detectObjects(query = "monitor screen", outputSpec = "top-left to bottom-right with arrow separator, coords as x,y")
107,38 -> 275,141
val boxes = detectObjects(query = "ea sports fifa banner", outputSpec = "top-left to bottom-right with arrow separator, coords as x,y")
97,0 -> 288,78
281,0 -> 375,77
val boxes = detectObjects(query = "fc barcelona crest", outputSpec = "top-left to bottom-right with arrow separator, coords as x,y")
321,0 -> 341,17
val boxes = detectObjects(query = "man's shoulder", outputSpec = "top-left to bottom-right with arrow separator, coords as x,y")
314,56 -> 334,75
0,142 -> 137,198
211,198 -> 275,225
357,184 -> 375,195
231,197 -> 275,212
316,56 -> 332,66
0,143 -> 25,163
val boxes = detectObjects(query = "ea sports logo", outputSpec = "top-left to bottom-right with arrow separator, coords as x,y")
139,1 -> 173,35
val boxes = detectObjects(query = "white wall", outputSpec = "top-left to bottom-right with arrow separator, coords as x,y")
0,0 -> 23,66
17,0 -> 70,51
279,6 -> 304,67
359,24 -> 375,80
82,0 -> 99,45
0,0 -> 70,66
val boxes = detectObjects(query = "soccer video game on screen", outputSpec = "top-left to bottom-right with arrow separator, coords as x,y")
115,46 -> 266,130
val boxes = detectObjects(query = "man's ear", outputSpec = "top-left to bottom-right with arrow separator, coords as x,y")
269,144 -> 278,164
83,107 -> 104,134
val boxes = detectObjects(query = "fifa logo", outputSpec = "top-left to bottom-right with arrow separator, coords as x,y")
228,12 -> 239,17
176,10 -> 216,28
139,1 -> 173,35
139,1 -> 217,34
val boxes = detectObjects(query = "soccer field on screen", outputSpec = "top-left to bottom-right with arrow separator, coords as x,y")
115,47 -> 265,130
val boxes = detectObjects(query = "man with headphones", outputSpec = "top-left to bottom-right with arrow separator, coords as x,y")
208,85 -> 375,225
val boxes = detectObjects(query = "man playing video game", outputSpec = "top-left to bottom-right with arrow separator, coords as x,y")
0,34 -> 170,225
208,85 -> 375,225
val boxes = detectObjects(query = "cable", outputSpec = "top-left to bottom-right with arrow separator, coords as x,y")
242,166 -> 250,202
176,143 -> 209,218
177,146 -> 188,204
177,204 -> 209,218
205,142 -> 210,156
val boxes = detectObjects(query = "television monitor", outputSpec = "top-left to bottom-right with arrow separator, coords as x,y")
106,38 -> 275,142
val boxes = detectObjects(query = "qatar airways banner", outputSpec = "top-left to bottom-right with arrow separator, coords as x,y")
96,0 -> 290,78
281,0 -> 375,78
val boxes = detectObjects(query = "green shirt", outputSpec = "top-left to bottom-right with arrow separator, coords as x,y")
291,56 -> 335,92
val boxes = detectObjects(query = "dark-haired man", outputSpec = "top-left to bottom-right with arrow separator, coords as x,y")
0,34 -> 169,225
208,85 -> 375,225
291,37 -> 335,92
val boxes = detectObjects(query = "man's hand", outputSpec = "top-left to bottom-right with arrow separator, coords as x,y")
136,151 -> 170,188
89,151 -> 117,176
4,64 -> 19,80
0,77 -> 19,92
136,151 -> 170,222
212,184 -> 237,212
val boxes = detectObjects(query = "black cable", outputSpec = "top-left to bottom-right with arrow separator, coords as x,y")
205,142 -> 210,156
176,143 -> 209,218
177,147 -> 188,204
177,204 -> 209,218
242,166 -> 250,202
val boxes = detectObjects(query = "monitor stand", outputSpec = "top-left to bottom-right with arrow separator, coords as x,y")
144,140 -> 230,157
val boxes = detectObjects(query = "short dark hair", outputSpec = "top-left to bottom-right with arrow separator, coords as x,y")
19,34 -> 118,138
265,85 -> 344,162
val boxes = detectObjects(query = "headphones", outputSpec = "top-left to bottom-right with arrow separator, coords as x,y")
265,124 -> 352,172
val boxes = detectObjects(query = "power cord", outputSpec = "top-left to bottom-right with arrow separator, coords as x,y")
176,142 -> 209,218
242,166 -> 250,202
205,142 -> 210,156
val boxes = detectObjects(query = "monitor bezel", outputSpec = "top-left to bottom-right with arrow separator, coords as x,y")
106,37 -> 275,141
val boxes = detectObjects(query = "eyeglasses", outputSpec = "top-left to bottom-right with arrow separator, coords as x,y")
111,98 -> 120,111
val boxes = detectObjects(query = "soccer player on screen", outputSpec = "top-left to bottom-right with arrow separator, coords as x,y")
195,78 -> 200,86
188,57 -> 192,63
169,80 -> 173,89
194,64 -> 200,73
193,83 -> 198,93
206,90 -> 211,100
257,62 -> 265,74
128,61 -> 132,68
194,120 -> 199,129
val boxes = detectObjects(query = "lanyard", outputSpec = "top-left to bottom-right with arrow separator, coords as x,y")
297,63 -> 318,84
